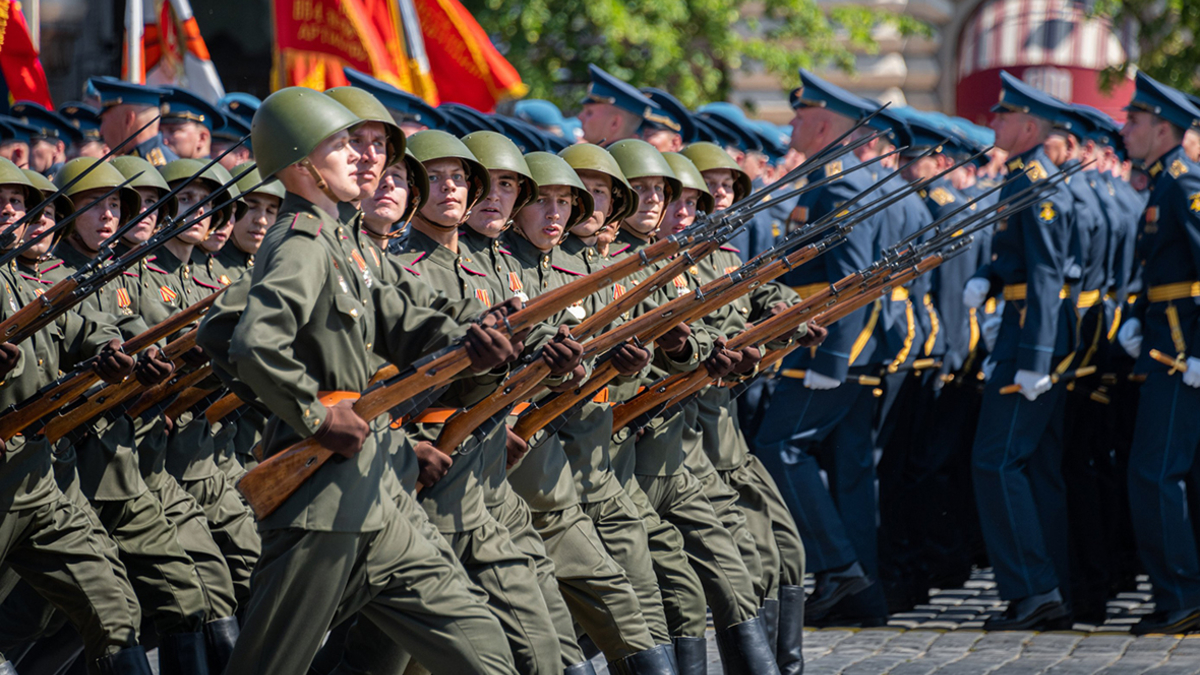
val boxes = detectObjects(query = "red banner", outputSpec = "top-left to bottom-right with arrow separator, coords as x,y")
272,0 -> 415,93
0,1 -> 51,109
414,0 -> 525,112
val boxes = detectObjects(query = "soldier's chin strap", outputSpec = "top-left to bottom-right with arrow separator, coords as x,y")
299,159 -> 340,203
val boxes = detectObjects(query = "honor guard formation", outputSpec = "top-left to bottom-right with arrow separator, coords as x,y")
0,62 -> 1192,675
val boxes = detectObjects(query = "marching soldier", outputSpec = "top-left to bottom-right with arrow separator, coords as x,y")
159,87 -> 225,161
8,102 -> 78,175
59,102 -> 109,160
578,66 -> 669,147
1116,72 -> 1200,634
198,87 -> 521,675
962,71 -> 1078,629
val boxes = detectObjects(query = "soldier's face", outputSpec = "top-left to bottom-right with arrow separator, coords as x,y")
201,217 -> 234,254
308,130 -> 363,202
900,154 -> 940,182
468,170 -> 522,238
161,121 -> 207,159
22,203 -> 55,258
76,141 -> 109,159
175,184 -> 215,245
420,159 -> 470,227
71,188 -> 120,252
659,187 -> 698,237
211,141 -> 251,171
1043,132 -> 1076,166
642,128 -> 682,153
1185,130 -> 1200,162
125,187 -> 161,244
349,122 -> 389,198
572,170 -> 612,238
988,112 -> 1034,153
0,142 -> 29,170
30,140 -> 61,174
625,176 -> 666,235
515,185 -> 574,251
1120,111 -> 1159,161
702,170 -> 737,212
233,193 -> 280,254
362,163 -> 410,237
579,103 -> 619,144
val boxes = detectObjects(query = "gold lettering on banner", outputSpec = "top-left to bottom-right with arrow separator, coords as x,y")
291,0 -> 369,63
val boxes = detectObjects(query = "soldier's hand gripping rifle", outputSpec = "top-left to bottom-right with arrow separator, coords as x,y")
0,143 -> 251,346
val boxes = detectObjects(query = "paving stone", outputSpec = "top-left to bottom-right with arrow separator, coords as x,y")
831,629 -> 905,653
1092,659 -> 1170,675
1024,633 -> 1085,655
1042,656 -> 1123,675
988,656 -> 1068,675
804,653 -> 876,673
928,632 -> 987,654
1071,635 -> 1135,656
930,652 -> 1018,675
807,628 -> 860,651
1122,636 -> 1180,656
841,655 -> 918,675
972,632 -> 1035,651
885,631 -> 946,655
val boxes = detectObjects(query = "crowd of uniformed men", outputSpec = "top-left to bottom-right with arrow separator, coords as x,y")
0,55 -> 1194,675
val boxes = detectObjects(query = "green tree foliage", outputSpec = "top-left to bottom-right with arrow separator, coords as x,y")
1092,0 -> 1199,95
463,0 -> 928,110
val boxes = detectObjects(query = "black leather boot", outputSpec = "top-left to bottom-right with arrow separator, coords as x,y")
759,598 -> 780,655
777,585 -> 805,675
714,616 -> 780,675
673,636 -> 707,675
609,644 -> 676,675
158,632 -> 210,675
564,659 -> 598,675
204,616 -> 240,672
94,646 -> 154,675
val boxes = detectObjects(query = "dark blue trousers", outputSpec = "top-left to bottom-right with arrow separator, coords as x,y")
753,373 -> 878,576
1128,371 -> 1200,612
970,360 -> 1070,602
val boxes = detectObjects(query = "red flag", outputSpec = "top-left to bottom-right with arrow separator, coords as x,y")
0,1 -> 51,109
272,0 -> 417,93
413,0 -> 526,112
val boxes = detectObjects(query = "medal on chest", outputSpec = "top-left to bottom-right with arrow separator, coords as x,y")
350,249 -> 373,288
475,288 -> 491,306
673,274 -> 690,296
1144,206 -> 1159,235
159,286 -> 177,304
509,272 -> 528,302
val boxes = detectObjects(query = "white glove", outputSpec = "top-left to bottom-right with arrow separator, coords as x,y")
1117,318 -> 1142,359
803,369 -> 841,390
981,356 -> 997,382
963,278 -> 990,309
982,314 -> 1003,353
1183,357 -> 1200,388
1013,369 -> 1052,402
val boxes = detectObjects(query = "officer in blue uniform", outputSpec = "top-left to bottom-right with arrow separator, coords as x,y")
639,87 -> 695,155
0,116 -> 39,170
87,77 -> 179,167
962,71 -> 1078,629
578,64 -> 667,147
59,102 -> 108,159
159,86 -> 226,160
752,69 -> 889,624
1115,72 -> 1200,635
8,101 -> 80,175
210,114 -> 252,170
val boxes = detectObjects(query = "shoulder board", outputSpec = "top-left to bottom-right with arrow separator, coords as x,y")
288,212 -> 323,238
1170,159 -> 1189,178
1188,192 -> 1200,213
825,160 -> 843,178
193,277 -> 222,290
459,262 -> 487,277
719,244 -> 741,253
145,264 -> 169,275
929,187 -> 956,206
551,264 -> 583,276
1025,161 -> 1048,182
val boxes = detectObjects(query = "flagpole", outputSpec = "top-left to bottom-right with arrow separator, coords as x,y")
27,0 -> 38,52
126,0 -> 143,83
395,0 -> 435,102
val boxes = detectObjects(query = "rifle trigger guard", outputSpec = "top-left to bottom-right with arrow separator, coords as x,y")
638,250 -> 650,265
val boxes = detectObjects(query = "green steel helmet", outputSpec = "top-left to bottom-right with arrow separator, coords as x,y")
606,138 -> 682,206
522,151 -> 595,233
324,86 -> 406,167
22,169 -> 74,220
159,158 -> 244,232
662,152 -> 715,215
110,155 -> 177,219
231,162 -> 286,204
53,157 -> 140,227
407,129 -> 491,212
681,142 -> 752,203
558,143 -> 636,225
462,131 -> 537,213
251,87 -> 361,178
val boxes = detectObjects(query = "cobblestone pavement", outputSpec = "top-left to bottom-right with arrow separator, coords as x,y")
588,568 -> 1200,674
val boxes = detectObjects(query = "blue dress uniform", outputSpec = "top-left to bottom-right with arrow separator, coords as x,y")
1120,73 -> 1200,634
160,86 -> 227,159
753,70 -> 888,621
87,77 -> 179,167
967,72 -> 1078,628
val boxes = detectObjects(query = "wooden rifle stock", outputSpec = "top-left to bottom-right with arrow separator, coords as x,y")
128,366 -> 214,420
513,238 -> 835,441
0,289 -> 223,441
434,239 -> 724,454
40,329 -> 200,444
205,392 -> 243,425
234,232 -> 701,520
